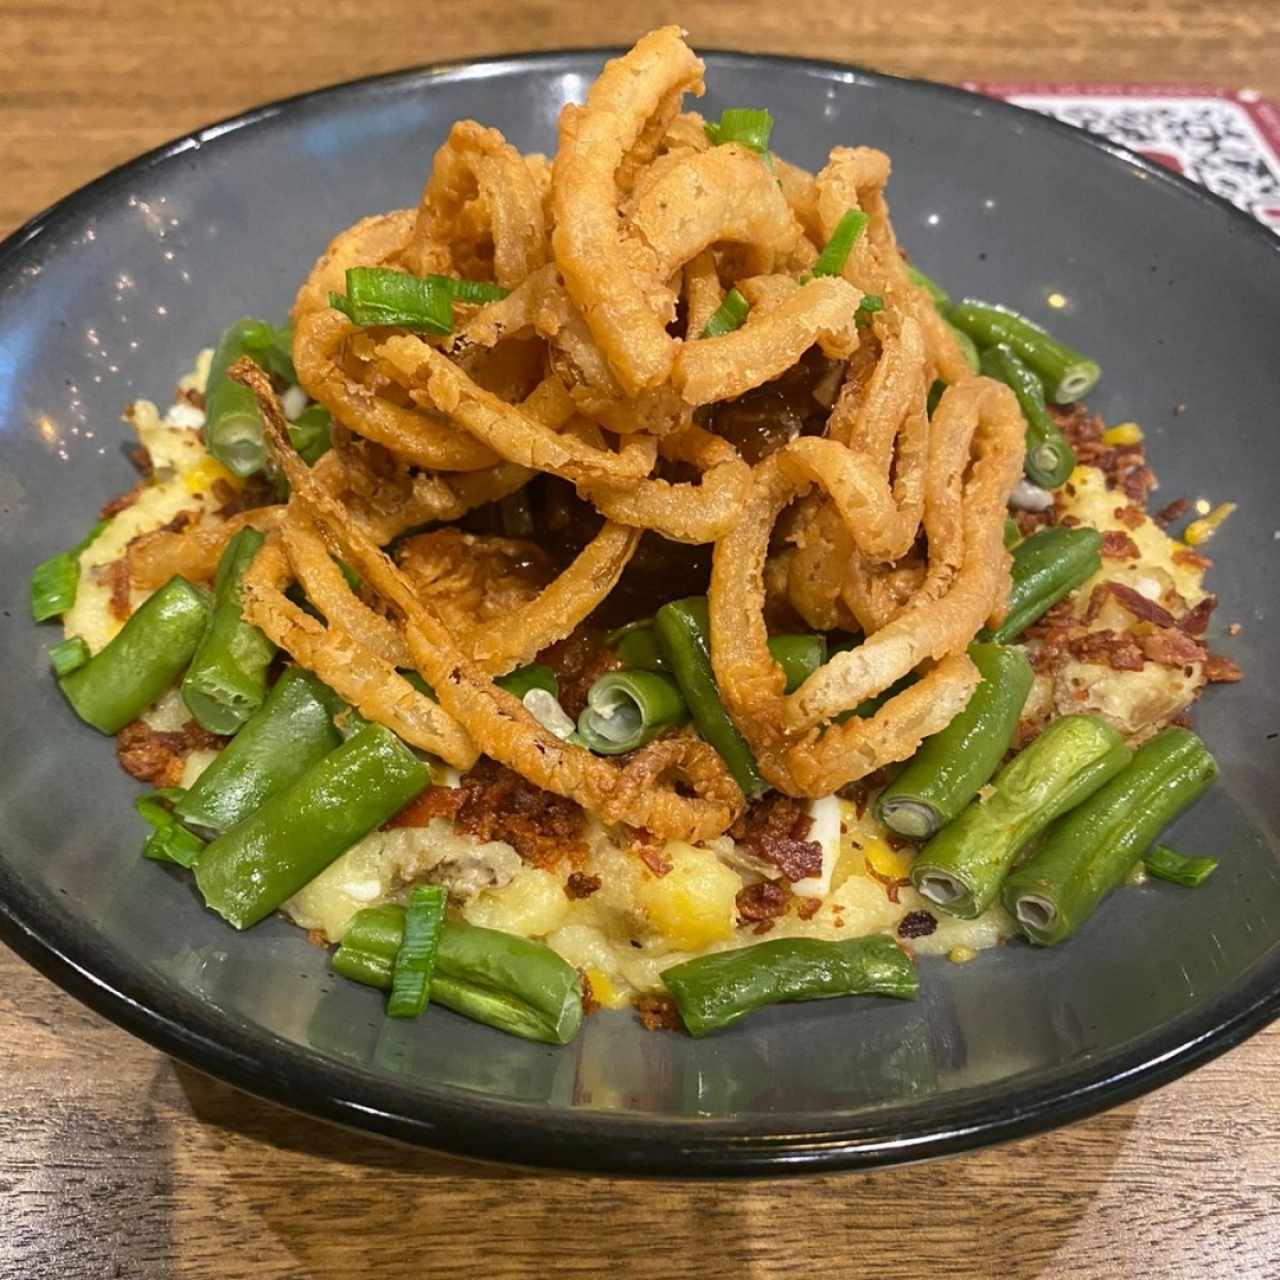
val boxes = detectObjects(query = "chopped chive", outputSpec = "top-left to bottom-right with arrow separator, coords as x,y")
388,885 -> 447,1019
135,789 -> 205,869
48,635 -> 91,677
704,107 -> 774,154
440,277 -> 509,304
330,267 -> 454,334
811,209 -> 870,278
30,517 -> 111,622
857,293 -> 885,321
1144,844 -> 1219,888
700,288 -> 750,339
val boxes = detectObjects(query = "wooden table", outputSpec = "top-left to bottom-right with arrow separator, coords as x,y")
3,3 -> 1278,1276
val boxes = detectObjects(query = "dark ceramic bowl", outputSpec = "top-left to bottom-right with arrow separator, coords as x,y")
1,50 -> 1278,1177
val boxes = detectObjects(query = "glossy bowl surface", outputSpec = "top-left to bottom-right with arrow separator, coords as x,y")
1,49 -> 1277,1176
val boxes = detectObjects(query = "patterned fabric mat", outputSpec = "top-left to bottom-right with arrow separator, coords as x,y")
968,82 -> 1280,232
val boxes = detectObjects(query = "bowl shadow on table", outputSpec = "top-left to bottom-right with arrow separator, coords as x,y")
165,1060 -> 1134,1278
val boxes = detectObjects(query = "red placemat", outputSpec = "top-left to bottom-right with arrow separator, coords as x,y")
968,82 -> 1280,233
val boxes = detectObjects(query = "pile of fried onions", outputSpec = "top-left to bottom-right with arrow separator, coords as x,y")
149,26 -> 1022,837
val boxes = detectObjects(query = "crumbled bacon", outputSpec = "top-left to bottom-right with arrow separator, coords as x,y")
1070,628 -> 1146,672
565,871 -> 602,900
97,557 -> 133,622
729,793 -> 822,882
1178,595 -> 1217,638
1014,506 -> 1056,538
897,910 -> 937,939
1173,547 -> 1212,571
1155,497 -> 1190,528
795,896 -> 822,920
115,719 -> 227,788
579,969 -> 601,1017
1086,581 -> 1177,629
735,880 -> 791,923
386,786 -> 467,828
840,768 -> 889,818
178,385 -> 206,411
1204,654 -> 1243,684
127,444 -> 154,477
637,846 -> 673,878
634,994 -> 683,1032
1140,627 -> 1206,668
1113,504 -> 1145,530
99,482 -> 147,520
1101,530 -> 1141,560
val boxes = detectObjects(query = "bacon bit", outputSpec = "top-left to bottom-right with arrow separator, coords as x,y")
1101,530 -> 1141,560
306,929 -> 329,949
565,871 -> 602,900
840,767 -> 889,818
1178,594 -> 1217,637
1155,496 -> 1190,528
1171,710 -> 1195,728
115,719 -> 228,788
752,920 -> 777,935
864,859 -> 911,904
634,994 -> 683,1032
158,510 -> 196,536
178,386 -> 206,411
1204,654 -> 1243,684
127,444 -> 154,477
735,880 -> 791,924
385,785 -> 466,829
1140,628 -> 1206,668
729,793 -> 823,882
1173,547 -> 1212,571
579,969 -> 601,1017
638,846 -> 673,878
1120,466 -> 1157,506
1071,628 -> 1146,672
1058,513 -> 1082,528
1014,506 -> 1056,537
212,477 -> 244,516
99,481 -> 148,519
1086,581 -> 1177,629
1113,504 -> 1145,530
795,896 -> 822,920
897,910 -> 937,940
99,557 -> 133,621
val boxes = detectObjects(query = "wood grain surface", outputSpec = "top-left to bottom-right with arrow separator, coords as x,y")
3,2 -> 1280,1277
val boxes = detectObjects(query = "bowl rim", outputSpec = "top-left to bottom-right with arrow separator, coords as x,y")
2,46 -> 1278,1177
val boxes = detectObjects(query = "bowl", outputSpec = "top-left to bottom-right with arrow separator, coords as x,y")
1,49 -> 1277,1176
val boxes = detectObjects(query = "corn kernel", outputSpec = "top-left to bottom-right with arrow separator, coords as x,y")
1102,422 -> 1144,446
1183,502 -> 1236,547
863,836 -> 913,881
182,455 -> 243,495
584,967 -> 627,1010
949,945 -> 977,964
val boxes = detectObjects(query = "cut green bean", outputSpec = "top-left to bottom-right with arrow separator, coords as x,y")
58,575 -> 211,734
175,666 -> 342,835
948,323 -> 981,374
195,722 -> 429,930
661,935 -> 918,1038
1144,844 -> 1219,888
906,263 -> 950,309
767,634 -> 828,694
181,528 -> 277,735
48,635 -> 91,677
947,299 -> 1101,403
333,904 -> 406,990
136,789 -> 205,868
653,596 -> 763,797
30,517 -> 111,621
985,525 -> 1102,644
1004,516 -> 1022,549
1003,728 -> 1218,944
494,663 -> 559,700
980,343 -> 1077,488
286,404 -> 332,466
577,669 -> 688,755
430,923 -> 583,1044
700,288 -> 750,338
910,714 -> 1131,919
387,885 -> 446,1019
877,643 -> 1033,841
204,318 -> 291,477
614,625 -> 667,672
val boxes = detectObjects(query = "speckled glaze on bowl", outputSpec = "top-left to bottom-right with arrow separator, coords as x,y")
1,51 -> 1278,1177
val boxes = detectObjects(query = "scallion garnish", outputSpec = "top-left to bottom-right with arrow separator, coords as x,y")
442,277 -> 510,305
811,209 -> 870,278
48,635 -> 91,677
1144,844 -> 1219,888
700,288 -> 750,339
136,789 -> 205,869
388,884 -> 446,1019
858,293 -> 885,315
329,267 -> 455,334
704,107 -> 774,155
30,517 -> 111,622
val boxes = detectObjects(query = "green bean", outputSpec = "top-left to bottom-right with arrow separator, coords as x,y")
494,663 -> 558,700
387,885 -> 446,1019
985,525 -> 1102,644
195,722 -> 429,929
767,634 -> 828,693
30,517 -> 111,621
431,923 -> 583,1044
135,789 -> 205,868
946,299 -> 1101,403
204,318 -> 291,476
661,935 -> 918,1038
181,528 -> 277,734
286,404 -> 332,466
614,625 -> 667,672
175,666 -> 342,834
577,669 -> 688,755
1003,728 -> 1218,944
58,575 -> 211,734
1144,844 -> 1219,888
333,904 -> 406,990
877,643 -> 1033,840
1004,516 -> 1022,549
910,714 -> 1131,919
653,597 -> 763,797
48,636 -> 91,677
980,343 -> 1076,488
905,263 -> 950,308
949,324 -> 981,374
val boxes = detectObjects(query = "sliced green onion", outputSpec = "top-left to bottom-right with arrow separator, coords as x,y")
135,788 -> 205,868
329,267 -> 454,334
441,277 -> 509,305
286,404 -> 332,466
1144,844 -> 1219,887
857,293 -> 885,316
388,885 -> 446,1019
700,288 -> 750,339
48,635 -> 91,677
811,209 -> 869,278
704,107 -> 774,154
577,670 -> 688,755
30,518 -> 111,622
238,321 -> 296,384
